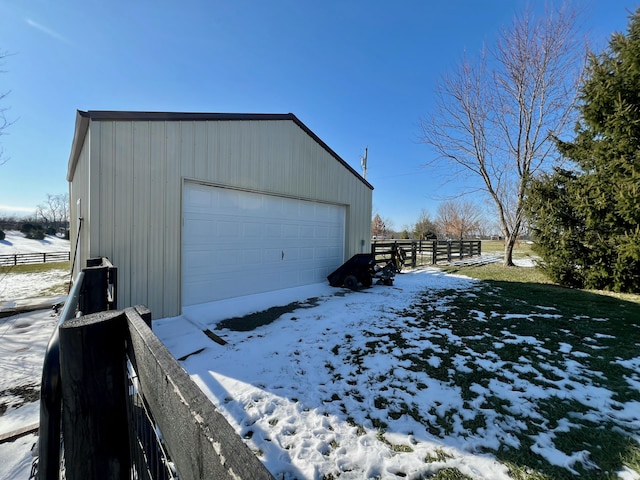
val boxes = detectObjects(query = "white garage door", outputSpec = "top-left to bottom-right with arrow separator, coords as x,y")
182,182 -> 346,307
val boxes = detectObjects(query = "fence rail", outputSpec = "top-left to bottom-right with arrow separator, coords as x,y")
0,251 -> 70,266
372,239 -> 482,267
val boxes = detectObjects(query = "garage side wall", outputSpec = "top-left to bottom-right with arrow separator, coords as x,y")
68,129 -> 91,281
85,119 -> 372,318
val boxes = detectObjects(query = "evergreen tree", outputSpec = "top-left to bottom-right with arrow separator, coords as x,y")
527,9 -> 640,292
413,209 -> 438,240
526,168 -> 588,288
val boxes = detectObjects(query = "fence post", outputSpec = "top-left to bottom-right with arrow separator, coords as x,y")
411,241 -> 417,268
59,310 -> 130,480
80,258 -> 118,314
431,241 -> 437,265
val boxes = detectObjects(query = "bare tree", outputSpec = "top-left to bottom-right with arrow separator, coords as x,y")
0,49 -> 12,166
420,4 -> 585,265
36,193 -> 70,229
371,213 -> 386,239
436,199 -> 482,240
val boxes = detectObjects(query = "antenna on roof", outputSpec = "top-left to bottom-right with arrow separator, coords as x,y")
360,146 -> 368,179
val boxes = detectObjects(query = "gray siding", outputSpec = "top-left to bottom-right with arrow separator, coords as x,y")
69,114 -> 372,319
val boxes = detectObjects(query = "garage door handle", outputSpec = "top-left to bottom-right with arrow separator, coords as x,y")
281,250 -> 285,261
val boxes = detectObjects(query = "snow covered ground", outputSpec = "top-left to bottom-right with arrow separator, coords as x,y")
156,272 -> 512,479
0,309 -> 57,479
0,231 -> 71,302
0,230 -> 70,255
154,267 -> 640,479
1,249 -> 638,479
0,231 -> 70,478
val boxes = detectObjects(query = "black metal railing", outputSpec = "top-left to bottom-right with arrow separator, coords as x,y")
35,257 -> 118,480
127,365 -> 177,480
35,270 -> 84,480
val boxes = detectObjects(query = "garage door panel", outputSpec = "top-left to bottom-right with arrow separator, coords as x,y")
183,216 -> 215,243
282,224 -> 299,237
243,223 -> 262,238
185,186 -> 213,211
285,248 -> 301,261
238,193 -> 262,211
243,249 -> 261,264
300,246 -> 315,259
264,223 -> 281,238
300,225 -> 315,239
264,248 -> 283,264
213,249 -> 239,267
182,182 -> 345,307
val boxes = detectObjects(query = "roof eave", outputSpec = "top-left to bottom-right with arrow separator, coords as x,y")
66,110 -> 90,182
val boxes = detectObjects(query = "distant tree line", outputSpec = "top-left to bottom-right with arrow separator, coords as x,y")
372,199 -> 502,242
0,217 -> 67,241
0,193 -> 70,241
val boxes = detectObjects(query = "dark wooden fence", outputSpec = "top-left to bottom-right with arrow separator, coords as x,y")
55,306 -> 274,480
37,258 -> 274,480
372,239 -> 482,267
0,251 -> 70,266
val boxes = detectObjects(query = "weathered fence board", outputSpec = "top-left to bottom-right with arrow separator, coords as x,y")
125,307 -> 275,480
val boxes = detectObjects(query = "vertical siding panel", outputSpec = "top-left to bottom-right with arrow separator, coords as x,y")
281,124 -> 294,193
258,123 -> 270,191
70,127 -> 92,278
113,121 -> 134,310
99,122 -> 116,264
164,122 -> 182,318
250,123 -> 261,190
255,123 -> 266,189
207,122 -> 219,183
181,121 -> 195,179
240,123 -> 249,185
193,121 -> 209,180
88,122 -> 102,262
131,122 -> 151,309
148,121 -> 166,317
218,122 -> 240,185
307,132 -> 319,198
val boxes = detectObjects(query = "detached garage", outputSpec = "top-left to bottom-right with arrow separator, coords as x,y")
67,111 -> 373,319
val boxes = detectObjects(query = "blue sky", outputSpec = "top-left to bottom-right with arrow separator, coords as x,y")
0,1 -> 637,230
